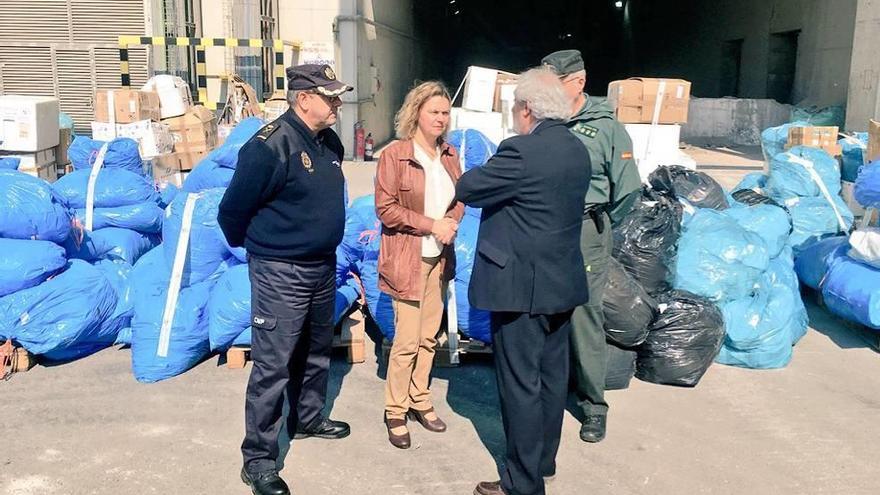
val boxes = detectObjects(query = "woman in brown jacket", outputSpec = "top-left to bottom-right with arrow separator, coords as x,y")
375,81 -> 464,449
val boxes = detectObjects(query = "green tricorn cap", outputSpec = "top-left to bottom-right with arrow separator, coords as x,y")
541,49 -> 585,76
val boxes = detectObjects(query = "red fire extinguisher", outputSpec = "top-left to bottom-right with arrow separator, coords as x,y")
365,133 -> 374,161
354,121 -> 366,161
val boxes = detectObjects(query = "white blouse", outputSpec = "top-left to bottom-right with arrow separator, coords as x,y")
414,143 -> 456,257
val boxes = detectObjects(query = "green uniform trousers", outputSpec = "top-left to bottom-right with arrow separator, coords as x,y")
570,211 -> 611,418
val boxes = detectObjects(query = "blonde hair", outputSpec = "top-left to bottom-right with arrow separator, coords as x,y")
394,81 -> 452,140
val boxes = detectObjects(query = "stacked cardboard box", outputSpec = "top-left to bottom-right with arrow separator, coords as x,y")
866,119 -> 880,165
92,89 -> 173,159
608,78 -> 691,124
155,105 -> 217,173
786,126 -> 842,157
0,95 -> 60,181
451,66 -> 518,144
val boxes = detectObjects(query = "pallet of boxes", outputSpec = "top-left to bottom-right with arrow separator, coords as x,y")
0,95 -> 61,181
91,75 -> 217,192
607,77 -> 694,182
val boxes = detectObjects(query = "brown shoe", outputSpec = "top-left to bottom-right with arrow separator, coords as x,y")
473,480 -> 505,495
384,414 -> 410,449
407,407 -> 447,433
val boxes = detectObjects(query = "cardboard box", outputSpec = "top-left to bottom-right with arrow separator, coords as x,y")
1,149 -> 58,182
94,90 -> 161,124
841,180 -> 866,217
263,96 -> 289,122
450,108 -> 504,145
142,75 -> 193,119
462,66 -> 499,113
608,78 -> 691,124
152,149 -> 208,174
786,126 -> 842,157
115,120 -> 174,158
0,95 -> 60,151
867,119 -> 880,165
56,127 -> 72,165
162,106 -> 218,154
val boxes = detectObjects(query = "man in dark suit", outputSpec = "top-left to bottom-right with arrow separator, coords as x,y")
457,67 -> 591,495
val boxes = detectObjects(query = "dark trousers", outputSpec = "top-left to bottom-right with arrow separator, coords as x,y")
571,212 -> 611,418
241,255 -> 336,474
492,310 -> 572,495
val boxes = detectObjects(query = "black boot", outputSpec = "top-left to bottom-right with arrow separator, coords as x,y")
579,414 -> 607,443
294,417 -> 351,440
241,467 -> 290,495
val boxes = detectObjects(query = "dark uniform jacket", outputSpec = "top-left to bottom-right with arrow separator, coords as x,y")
218,109 -> 346,261
455,119 -> 591,315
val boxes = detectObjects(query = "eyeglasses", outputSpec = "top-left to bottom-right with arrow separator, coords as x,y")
306,91 -> 342,104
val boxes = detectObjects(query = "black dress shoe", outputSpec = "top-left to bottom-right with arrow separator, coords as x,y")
473,480 -> 506,495
240,467 -> 290,495
580,414 -> 607,443
294,417 -> 351,439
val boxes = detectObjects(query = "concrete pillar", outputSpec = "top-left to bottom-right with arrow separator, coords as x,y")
846,0 -> 880,131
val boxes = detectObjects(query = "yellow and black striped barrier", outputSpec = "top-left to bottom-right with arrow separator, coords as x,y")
118,36 -> 298,106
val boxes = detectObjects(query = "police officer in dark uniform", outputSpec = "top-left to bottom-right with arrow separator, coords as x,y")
218,64 -> 354,495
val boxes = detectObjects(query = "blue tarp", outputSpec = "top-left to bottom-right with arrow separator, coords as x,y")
840,133 -> 868,183
0,238 -> 67,297
0,170 -> 72,243
64,227 -> 159,265
73,201 -> 164,234
129,247 -> 214,383
793,236 -> 849,290
0,260 -> 120,361
765,146 -> 842,200
674,209 -> 770,302
68,136 -> 144,174
162,188 -> 234,287
854,161 -> 880,209
821,255 -> 880,329
53,168 -> 160,208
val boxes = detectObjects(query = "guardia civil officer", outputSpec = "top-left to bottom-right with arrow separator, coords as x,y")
218,64 -> 354,495
541,50 -> 641,444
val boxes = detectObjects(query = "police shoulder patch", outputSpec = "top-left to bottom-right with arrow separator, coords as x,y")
572,122 -> 599,139
256,123 -> 279,141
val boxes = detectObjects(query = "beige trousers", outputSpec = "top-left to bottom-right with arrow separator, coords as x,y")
384,256 -> 445,419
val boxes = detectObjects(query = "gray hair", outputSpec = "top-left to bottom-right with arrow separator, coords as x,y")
286,89 -> 301,105
514,67 -> 572,121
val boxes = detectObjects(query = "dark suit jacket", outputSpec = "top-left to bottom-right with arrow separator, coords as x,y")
456,119 -> 592,315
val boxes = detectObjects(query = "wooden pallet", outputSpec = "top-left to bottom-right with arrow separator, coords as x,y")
224,309 -> 368,369
0,341 -> 35,379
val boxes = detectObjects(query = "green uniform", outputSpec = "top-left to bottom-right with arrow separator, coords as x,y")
567,94 -> 640,418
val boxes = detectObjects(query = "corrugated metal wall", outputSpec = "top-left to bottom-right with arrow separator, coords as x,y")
0,0 -> 150,135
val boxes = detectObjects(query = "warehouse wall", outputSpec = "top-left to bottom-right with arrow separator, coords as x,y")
628,0 -> 857,107
845,0 -> 880,131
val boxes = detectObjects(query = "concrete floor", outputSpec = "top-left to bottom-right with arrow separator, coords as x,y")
4,146 -> 880,495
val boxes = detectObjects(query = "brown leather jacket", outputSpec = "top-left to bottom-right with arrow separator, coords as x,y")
375,139 -> 465,301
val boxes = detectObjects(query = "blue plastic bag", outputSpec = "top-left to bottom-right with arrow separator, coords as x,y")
766,146 -> 842,200
0,157 -> 20,170
68,136 -> 143,174
0,260 -> 120,360
793,236 -> 849,290
764,256 -> 808,344
65,227 -> 159,265
723,203 -> 791,258
358,258 -> 395,339
73,201 -> 164,233
163,188 -> 233,287
840,133 -> 868,183
339,194 -> 381,269
209,117 -> 265,169
129,246 -> 214,383
454,209 -> 491,343
0,238 -> 67,297
54,168 -> 160,208
674,209 -> 770,302
854,161 -> 880,209
732,172 -> 768,193
0,170 -> 72,243
785,196 -> 853,252
761,122 -> 808,163
447,129 -> 498,171
717,285 -> 795,369
93,258 -> 134,343
821,256 -> 880,329
790,105 -> 845,128
181,160 -> 235,193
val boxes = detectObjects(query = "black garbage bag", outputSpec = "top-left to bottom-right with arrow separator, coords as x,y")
605,341 -> 637,391
635,290 -> 725,387
612,189 -> 682,295
649,165 -> 729,210
603,258 -> 657,347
